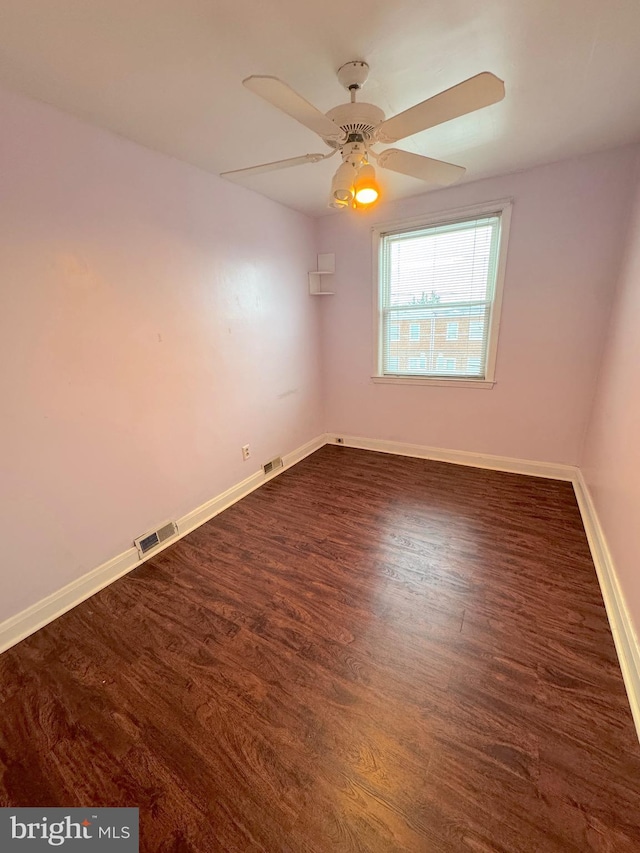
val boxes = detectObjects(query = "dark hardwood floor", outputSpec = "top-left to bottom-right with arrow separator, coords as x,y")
1,446 -> 639,852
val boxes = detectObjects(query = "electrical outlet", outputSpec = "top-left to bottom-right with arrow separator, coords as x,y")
241,444 -> 250,460
335,437 -> 344,445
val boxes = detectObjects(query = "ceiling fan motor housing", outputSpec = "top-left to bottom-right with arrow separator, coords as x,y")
322,102 -> 386,148
340,139 -> 367,169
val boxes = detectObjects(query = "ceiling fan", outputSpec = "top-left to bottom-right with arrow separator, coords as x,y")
221,61 -> 505,210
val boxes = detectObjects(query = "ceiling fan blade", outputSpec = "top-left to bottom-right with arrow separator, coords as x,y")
243,76 -> 345,143
377,149 -> 465,185
376,72 -> 505,144
221,153 -> 327,178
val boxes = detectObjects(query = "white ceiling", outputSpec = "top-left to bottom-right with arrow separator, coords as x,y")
1,0 -> 640,216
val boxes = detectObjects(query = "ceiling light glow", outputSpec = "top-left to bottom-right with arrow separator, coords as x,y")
353,164 -> 379,206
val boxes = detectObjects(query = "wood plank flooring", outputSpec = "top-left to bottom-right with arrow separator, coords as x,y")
1,446 -> 640,851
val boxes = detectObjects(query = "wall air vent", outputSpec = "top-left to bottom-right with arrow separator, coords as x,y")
263,456 -> 284,475
134,521 -> 178,558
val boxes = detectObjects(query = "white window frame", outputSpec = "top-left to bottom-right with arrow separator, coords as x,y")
371,199 -> 512,389
445,322 -> 459,341
409,323 -> 421,341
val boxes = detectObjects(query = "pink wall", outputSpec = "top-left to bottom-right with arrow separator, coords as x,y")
317,147 -> 638,464
0,87 -> 323,623
581,164 -> 640,638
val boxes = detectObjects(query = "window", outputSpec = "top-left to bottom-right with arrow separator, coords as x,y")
469,321 -> 483,341
408,356 -> 426,370
374,202 -> 510,385
436,356 -> 456,373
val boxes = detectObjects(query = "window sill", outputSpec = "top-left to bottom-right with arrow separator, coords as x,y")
371,376 -> 496,389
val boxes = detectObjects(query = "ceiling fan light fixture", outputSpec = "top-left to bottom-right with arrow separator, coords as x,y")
353,164 -> 380,206
235,66 -> 505,212
329,195 -> 348,210
331,161 -> 357,205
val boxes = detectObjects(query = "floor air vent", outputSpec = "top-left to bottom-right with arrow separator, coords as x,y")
134,521 -> 178,558
263,456 -> 284,475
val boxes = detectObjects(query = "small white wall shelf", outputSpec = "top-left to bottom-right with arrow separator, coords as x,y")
309,253 -> 335,295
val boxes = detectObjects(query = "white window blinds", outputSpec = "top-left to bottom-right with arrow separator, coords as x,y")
379,213 -> 502,379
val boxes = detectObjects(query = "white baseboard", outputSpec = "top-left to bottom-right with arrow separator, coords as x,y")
328,434 -> 576,480
0,548 -> 140,656
572,471 -> 640,742
178,433 -> 326,538
0,433 -> 328,655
